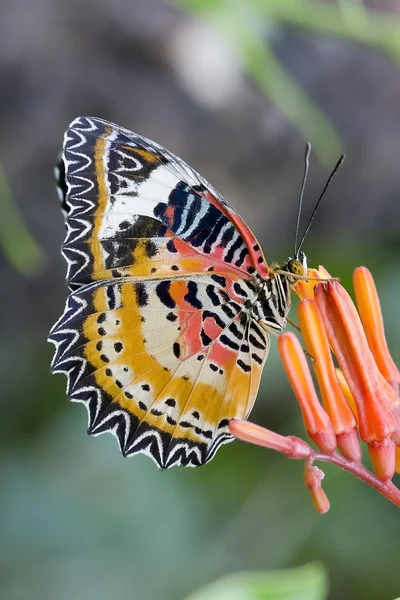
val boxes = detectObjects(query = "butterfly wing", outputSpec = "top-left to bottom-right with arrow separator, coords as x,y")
49,275 -> 269,468
50,116 -> 272,467
58,116 -> 270,290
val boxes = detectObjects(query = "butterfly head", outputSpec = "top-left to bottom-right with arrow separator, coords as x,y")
284,250 -> 308,280
273,250 -> 308,284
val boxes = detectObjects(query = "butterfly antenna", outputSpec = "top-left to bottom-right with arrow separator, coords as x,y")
294,142 -> 311,257
296,152 -> 345,256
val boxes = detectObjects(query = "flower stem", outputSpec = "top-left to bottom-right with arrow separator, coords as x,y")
311,450 -> 400,507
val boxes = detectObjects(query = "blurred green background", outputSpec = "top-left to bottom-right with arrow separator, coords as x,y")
1,1 -> 400,599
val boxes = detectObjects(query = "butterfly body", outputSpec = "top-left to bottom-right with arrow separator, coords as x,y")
49,117 -> 305,468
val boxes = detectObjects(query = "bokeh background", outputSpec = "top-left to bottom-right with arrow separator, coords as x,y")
1,1 -> 400,599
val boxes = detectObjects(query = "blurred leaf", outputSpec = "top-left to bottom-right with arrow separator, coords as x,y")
337,0 -> 368,28
170,0 -> 400,161
170,0 -> 343,163
0,164 -> 46,276
184,563 -> 328,600
247,0 -> 400,62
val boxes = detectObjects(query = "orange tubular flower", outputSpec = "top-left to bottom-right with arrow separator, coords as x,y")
277,333 -> 337,454
296,298 -> 360,462
315,278 -> 400,480
229,266 -> 400,513
353,267 -> 400,393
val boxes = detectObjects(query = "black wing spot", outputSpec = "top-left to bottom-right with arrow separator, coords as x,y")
151,408 -> 162,417
225,237 -> 243,263
125,391 -> 133,399
173,342 -> 181,358
211,275 -> 226,287
145,239 -> 158,258
96,341 -> 103,351
97,313 -> 106,324
235,247 -> 248,267
240,313 -> 248,326
209,364 -> 218,372
251,353 -> 263,364
220,334 -> 239,351
221,227 -> 234,247
219,291 -> 231,303
184,281 -> 202,309
98,327 -> 106,336
171,265 -> 179,271
192,410 -> 200,420
249,333 -> 266,350
100,354 -> 109,363
237,359 -> 251,373
233,282 -> 247,297
166,312 -> 177,322
206,285 -> 221,307
105,368 -> 112,377
134,282 -> 149,307
106,286 -> 117,309
200,330 -> 212,346
115,380 -> 123,389
156,281 -> 175,308
221,304 -> 236,319
141,384 -> 150,391
138,401 -> 147,410
228,322 -> 244,340
167,239 -> 178,253
114,342 -> 123,353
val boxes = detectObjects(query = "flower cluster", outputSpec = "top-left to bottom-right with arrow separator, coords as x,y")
229,267 -> 400,513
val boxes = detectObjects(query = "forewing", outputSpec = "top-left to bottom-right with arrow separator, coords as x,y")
59,116 -> 269,290
49,274 -> 269,468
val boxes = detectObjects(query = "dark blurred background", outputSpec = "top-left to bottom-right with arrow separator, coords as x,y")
1,1 -> 400,599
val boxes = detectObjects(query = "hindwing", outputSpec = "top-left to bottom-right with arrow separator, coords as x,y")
49,275 -> 269,468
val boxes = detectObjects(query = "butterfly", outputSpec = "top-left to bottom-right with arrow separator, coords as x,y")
48,116 -> 310,469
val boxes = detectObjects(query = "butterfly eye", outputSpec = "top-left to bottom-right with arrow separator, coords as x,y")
287,259 -> 305,277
